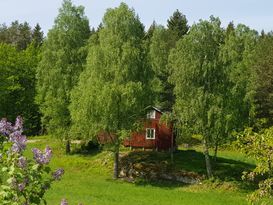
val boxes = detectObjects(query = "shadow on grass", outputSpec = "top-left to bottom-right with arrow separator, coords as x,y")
121,149 -> 256,191
134,178 -> 187,189
74,148 -> 102,157
174,150 -> 255,181
70,142 -> 102,157
105,176 -> 186,189
175,149 -> 257,191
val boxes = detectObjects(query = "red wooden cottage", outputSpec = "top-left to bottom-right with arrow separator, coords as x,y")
124,106 -> 175,151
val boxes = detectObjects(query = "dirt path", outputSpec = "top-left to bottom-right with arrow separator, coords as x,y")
27,139 -> 41,143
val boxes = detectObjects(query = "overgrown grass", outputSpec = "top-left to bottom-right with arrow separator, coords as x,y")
25,136 -> 259,205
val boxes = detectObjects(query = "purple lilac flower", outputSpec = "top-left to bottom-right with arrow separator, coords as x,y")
18,156 -> 27,168
0,118 -> 13,136
32,146 -> 52,165
9,131 -> 27,153
0,116 -> 24,136
52,168 -> 64,180
60,199 -> 68,205
13,116 -> 23,132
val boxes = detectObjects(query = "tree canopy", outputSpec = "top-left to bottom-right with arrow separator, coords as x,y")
0,43 -> 40,134
169,16 -> 225,177
249,34 -> 273,128
70,3 -> 153,178
167,9 -> 189,45
0,21 -> 35,50
36,0 -> 90,144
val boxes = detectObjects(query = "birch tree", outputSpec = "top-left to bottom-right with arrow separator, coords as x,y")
36,0 -> 90,153
169,17 -> 225,177
70,3 -> 153,179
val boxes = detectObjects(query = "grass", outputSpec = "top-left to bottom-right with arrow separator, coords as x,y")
25,136 -> 258,205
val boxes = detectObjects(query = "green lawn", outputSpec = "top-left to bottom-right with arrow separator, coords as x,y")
26,136 -> 256,205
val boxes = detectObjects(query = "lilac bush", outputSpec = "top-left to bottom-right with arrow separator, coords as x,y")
0,116 -> 65,204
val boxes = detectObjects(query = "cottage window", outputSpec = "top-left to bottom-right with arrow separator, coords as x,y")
147,110 -> 156,119
146,128 -> 155,139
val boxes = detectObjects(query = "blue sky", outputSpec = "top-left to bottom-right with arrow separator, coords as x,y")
0,0 -> 272,33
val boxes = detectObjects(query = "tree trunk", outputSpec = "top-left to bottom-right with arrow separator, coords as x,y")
213,140 -> 218,162
65,140 -> 71,154
170,127 -> 174,164
113,94 -> 121,179
203,138 -> 213,178
171,150 -> 174,164
113,148 -> 119,179
213,133 -> 219,162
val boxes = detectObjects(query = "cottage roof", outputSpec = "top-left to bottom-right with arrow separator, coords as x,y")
146,105 -> 163,114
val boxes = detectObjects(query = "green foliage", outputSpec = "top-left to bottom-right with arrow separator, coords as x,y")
149,25 -> 174,111
167,9 -> 189,46
70,3 -> 152,140
0,43 -> 41,135
249,34 -> 273,128
70,2 -> 153,178
169,16 -> 225,140
0,44 -> 20,119
220,24 -> 258,130
144,21 -> 156,41
36,0 -> 90,138
0,21 -> 33,50
147,10 -> 189,112
32,23 -> 44,47
169,16 -> 226,177
236,127 -> 273,204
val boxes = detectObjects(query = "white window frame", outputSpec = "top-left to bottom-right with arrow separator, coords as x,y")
146,128 -> 155,139
147,110 -> 156,119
